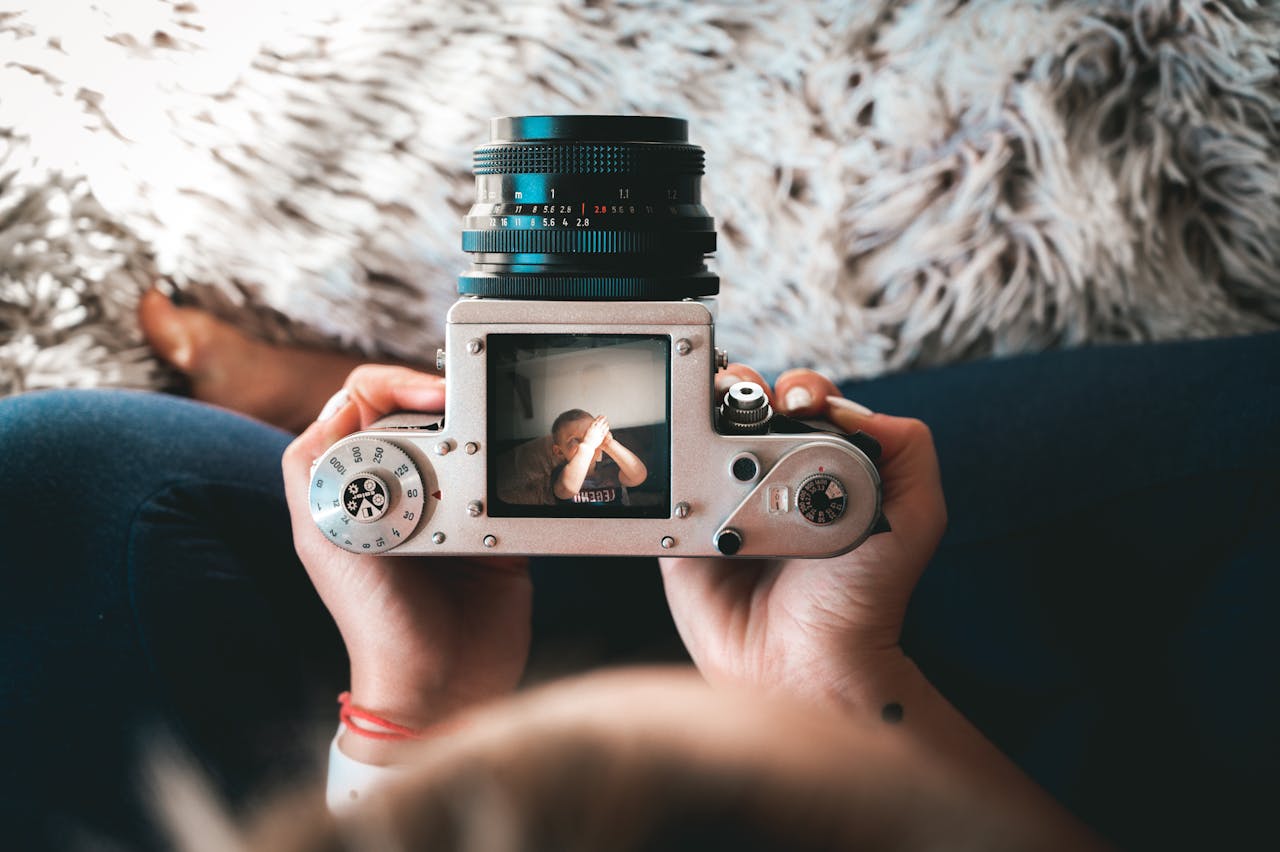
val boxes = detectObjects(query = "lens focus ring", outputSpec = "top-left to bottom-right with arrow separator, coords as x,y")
474,143 -> 704,176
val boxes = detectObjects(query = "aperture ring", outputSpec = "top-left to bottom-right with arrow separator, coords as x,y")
462,229 -> 715,255
474,143 -> 704,175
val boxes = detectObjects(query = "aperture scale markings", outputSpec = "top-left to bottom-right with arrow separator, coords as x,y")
483,199 -> 688,215
475,199 -> 695,233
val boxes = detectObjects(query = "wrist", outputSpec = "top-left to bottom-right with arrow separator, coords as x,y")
345,654 -> 521,735
337,725 -> 419,766
336,680 -> 466,768
831,647 -> 923,719
347,665 -> 446,730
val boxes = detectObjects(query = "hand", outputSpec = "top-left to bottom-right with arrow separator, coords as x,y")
662,364 -> 946,708
582,414 -> 610,450
282,366 -> 531,757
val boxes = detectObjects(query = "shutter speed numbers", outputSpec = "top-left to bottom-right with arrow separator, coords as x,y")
309,437 -> 427,553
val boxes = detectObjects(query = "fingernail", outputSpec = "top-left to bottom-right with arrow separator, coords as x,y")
826,395 -> 873,416
715,372 -> 744,395
318,388 -> 350,421
783,386 -> 813,412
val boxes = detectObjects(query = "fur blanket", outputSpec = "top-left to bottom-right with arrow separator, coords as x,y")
2,0 -> 1278,396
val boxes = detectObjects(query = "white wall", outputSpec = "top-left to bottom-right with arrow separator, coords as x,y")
493,339 -> 667,440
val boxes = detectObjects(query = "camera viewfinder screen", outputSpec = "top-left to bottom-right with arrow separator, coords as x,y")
488,334 -> 670,518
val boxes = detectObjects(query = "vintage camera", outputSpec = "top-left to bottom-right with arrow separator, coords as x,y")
309,115 -> 887,557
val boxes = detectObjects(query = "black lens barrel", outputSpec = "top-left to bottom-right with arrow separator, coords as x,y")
459,115 -> 718,300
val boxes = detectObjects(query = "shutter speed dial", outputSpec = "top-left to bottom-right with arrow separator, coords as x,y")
309,437 -> 427,553
796,473 -> 848,526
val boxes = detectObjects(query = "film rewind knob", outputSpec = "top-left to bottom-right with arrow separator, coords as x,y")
718,381 -> 772,435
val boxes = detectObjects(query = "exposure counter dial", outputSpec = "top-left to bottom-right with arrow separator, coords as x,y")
309,437 -> 427,554
796,473 -> 848,526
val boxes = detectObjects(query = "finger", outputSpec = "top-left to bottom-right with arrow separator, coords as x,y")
714,362 -> 775,406
342,365 -> 446,428
773,368 -> 839,417
824,400 -> 947,553
281,403 -> 364,556
285,367 -> 435,527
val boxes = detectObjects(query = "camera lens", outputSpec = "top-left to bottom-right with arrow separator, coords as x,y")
460,115 -> 717,300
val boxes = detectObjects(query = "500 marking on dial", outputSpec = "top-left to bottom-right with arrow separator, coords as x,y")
309,438 -> 427,553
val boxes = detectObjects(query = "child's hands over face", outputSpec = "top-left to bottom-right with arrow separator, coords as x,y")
662,364 -> 946,709
582,414 -> 610,450
282,366 -> 531,739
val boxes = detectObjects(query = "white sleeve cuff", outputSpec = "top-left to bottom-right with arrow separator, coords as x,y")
325,726 -> 410,813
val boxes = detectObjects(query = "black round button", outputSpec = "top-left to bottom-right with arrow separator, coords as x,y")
716,529 -> 743,556
731,456 -> 759,482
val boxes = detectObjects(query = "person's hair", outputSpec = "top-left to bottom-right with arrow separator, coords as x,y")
551,408 -> 593,442
200,669 -> 1045,852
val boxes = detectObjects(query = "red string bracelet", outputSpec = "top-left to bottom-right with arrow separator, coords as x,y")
337,691 -> 427,741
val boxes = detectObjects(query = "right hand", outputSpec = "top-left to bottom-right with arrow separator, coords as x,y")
582,414 -> 611,450
281,366 -> 531,756
664,364 -> 946,707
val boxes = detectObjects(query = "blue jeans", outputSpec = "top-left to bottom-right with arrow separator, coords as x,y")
2,332 -> 1277,850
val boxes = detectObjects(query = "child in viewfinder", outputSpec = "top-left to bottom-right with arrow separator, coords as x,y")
549,408 -> 648,506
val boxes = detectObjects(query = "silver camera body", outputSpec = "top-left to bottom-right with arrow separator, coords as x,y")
307,115 -> 886,558
308,296 -> 886,558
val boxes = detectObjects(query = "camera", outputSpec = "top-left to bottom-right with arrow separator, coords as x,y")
308,115 -> 887,557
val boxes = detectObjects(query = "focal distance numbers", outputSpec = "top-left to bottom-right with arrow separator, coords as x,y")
483,203 -> 687,230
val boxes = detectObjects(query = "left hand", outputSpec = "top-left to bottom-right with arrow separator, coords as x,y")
662,365 -> 947,708
282,366 -> 532,750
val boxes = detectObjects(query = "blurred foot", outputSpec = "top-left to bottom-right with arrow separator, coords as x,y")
139,289 -> 370,433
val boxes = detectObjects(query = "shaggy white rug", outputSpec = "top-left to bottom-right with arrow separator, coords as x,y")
1,0 -> 1278,396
